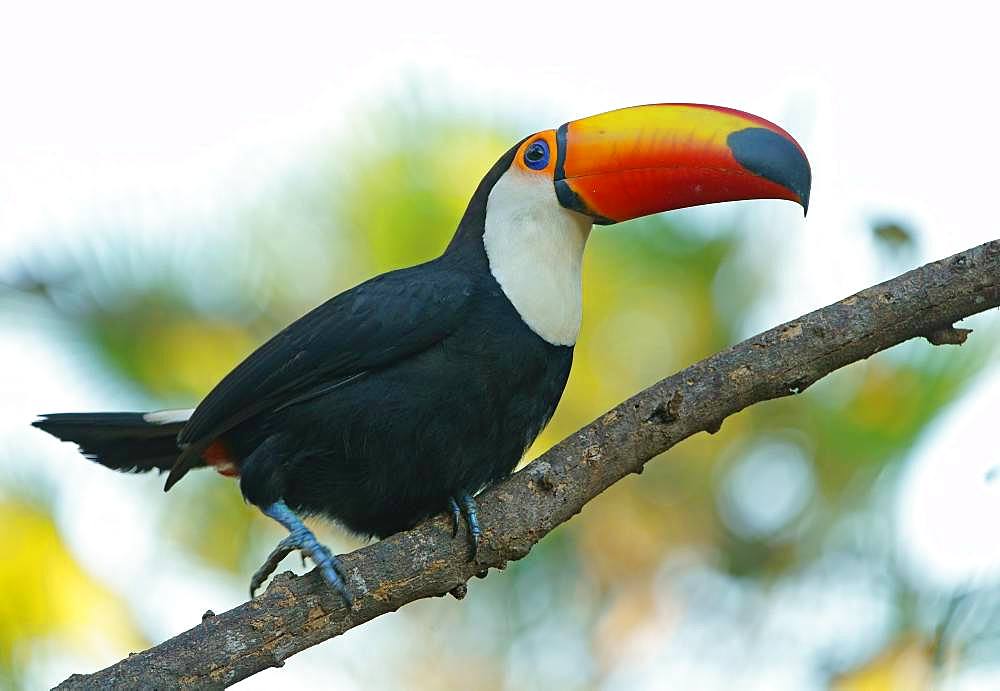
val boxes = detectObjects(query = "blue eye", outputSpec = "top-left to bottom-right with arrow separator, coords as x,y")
523,139 -> 550,170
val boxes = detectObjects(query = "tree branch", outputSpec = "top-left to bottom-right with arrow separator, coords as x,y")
59,240 -> 1000,690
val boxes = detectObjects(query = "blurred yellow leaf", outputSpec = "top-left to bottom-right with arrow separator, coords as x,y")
93,313 -> 258,400
833,639 -> 932,691
0,501 -> 146,679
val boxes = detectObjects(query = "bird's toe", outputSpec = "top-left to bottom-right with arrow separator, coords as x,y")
452,493 -> 483,562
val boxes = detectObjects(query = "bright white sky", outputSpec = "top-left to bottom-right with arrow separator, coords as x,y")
2,1 -> 999,687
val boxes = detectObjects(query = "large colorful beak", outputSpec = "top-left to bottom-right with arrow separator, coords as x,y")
554,104 -> 811,224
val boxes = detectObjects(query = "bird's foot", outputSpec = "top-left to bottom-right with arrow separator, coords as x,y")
449,493 -> 482,562
448,497 -> 462,537
251,501 -> 353,605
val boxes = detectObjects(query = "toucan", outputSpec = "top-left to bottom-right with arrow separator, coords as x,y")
32,104 -> 810,603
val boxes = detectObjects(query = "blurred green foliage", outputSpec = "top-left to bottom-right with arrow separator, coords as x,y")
3,102 -> 998,689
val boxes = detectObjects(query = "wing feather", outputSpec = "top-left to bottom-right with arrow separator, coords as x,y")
164,263 -> 475,489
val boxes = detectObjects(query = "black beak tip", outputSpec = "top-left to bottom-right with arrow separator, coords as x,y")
727,126 -> 811,218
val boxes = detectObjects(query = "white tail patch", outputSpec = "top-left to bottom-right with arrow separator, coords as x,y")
143,408 -> 195,425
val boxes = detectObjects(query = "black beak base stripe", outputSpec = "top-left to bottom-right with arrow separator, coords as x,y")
553,123 -> 616,225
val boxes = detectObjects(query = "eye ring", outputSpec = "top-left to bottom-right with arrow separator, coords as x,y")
523,139 -> 550,170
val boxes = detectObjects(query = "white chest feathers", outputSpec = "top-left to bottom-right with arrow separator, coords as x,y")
483,168 -> 593,346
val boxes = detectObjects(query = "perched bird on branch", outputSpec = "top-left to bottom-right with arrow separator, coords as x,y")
32,104 -> 810,603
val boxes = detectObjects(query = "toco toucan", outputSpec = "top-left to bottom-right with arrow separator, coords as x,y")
33,104 -> 810,603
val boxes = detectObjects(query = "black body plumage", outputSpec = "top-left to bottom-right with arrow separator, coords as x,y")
34,141 -> 574,539
234,258 -> 572,537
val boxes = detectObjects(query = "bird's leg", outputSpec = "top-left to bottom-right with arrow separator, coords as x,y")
449,493 -> 482,561
249,500 -> 353,604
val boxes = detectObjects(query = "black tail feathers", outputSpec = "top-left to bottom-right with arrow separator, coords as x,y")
32,412 -> 185,473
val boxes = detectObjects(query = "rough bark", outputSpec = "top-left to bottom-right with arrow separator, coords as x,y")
58,239 -> 1000,690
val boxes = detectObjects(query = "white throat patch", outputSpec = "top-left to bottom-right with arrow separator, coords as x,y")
483,168 -> 593,346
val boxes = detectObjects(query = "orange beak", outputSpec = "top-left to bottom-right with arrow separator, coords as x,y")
554,103 -> 811,224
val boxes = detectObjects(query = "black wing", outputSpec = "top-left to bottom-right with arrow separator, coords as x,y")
165,262 -> 475,489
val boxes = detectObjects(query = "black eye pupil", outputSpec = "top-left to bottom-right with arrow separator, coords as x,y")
527,145 -> 544,161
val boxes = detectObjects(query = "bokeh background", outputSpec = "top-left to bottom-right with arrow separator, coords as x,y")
2,2 -> 999,689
